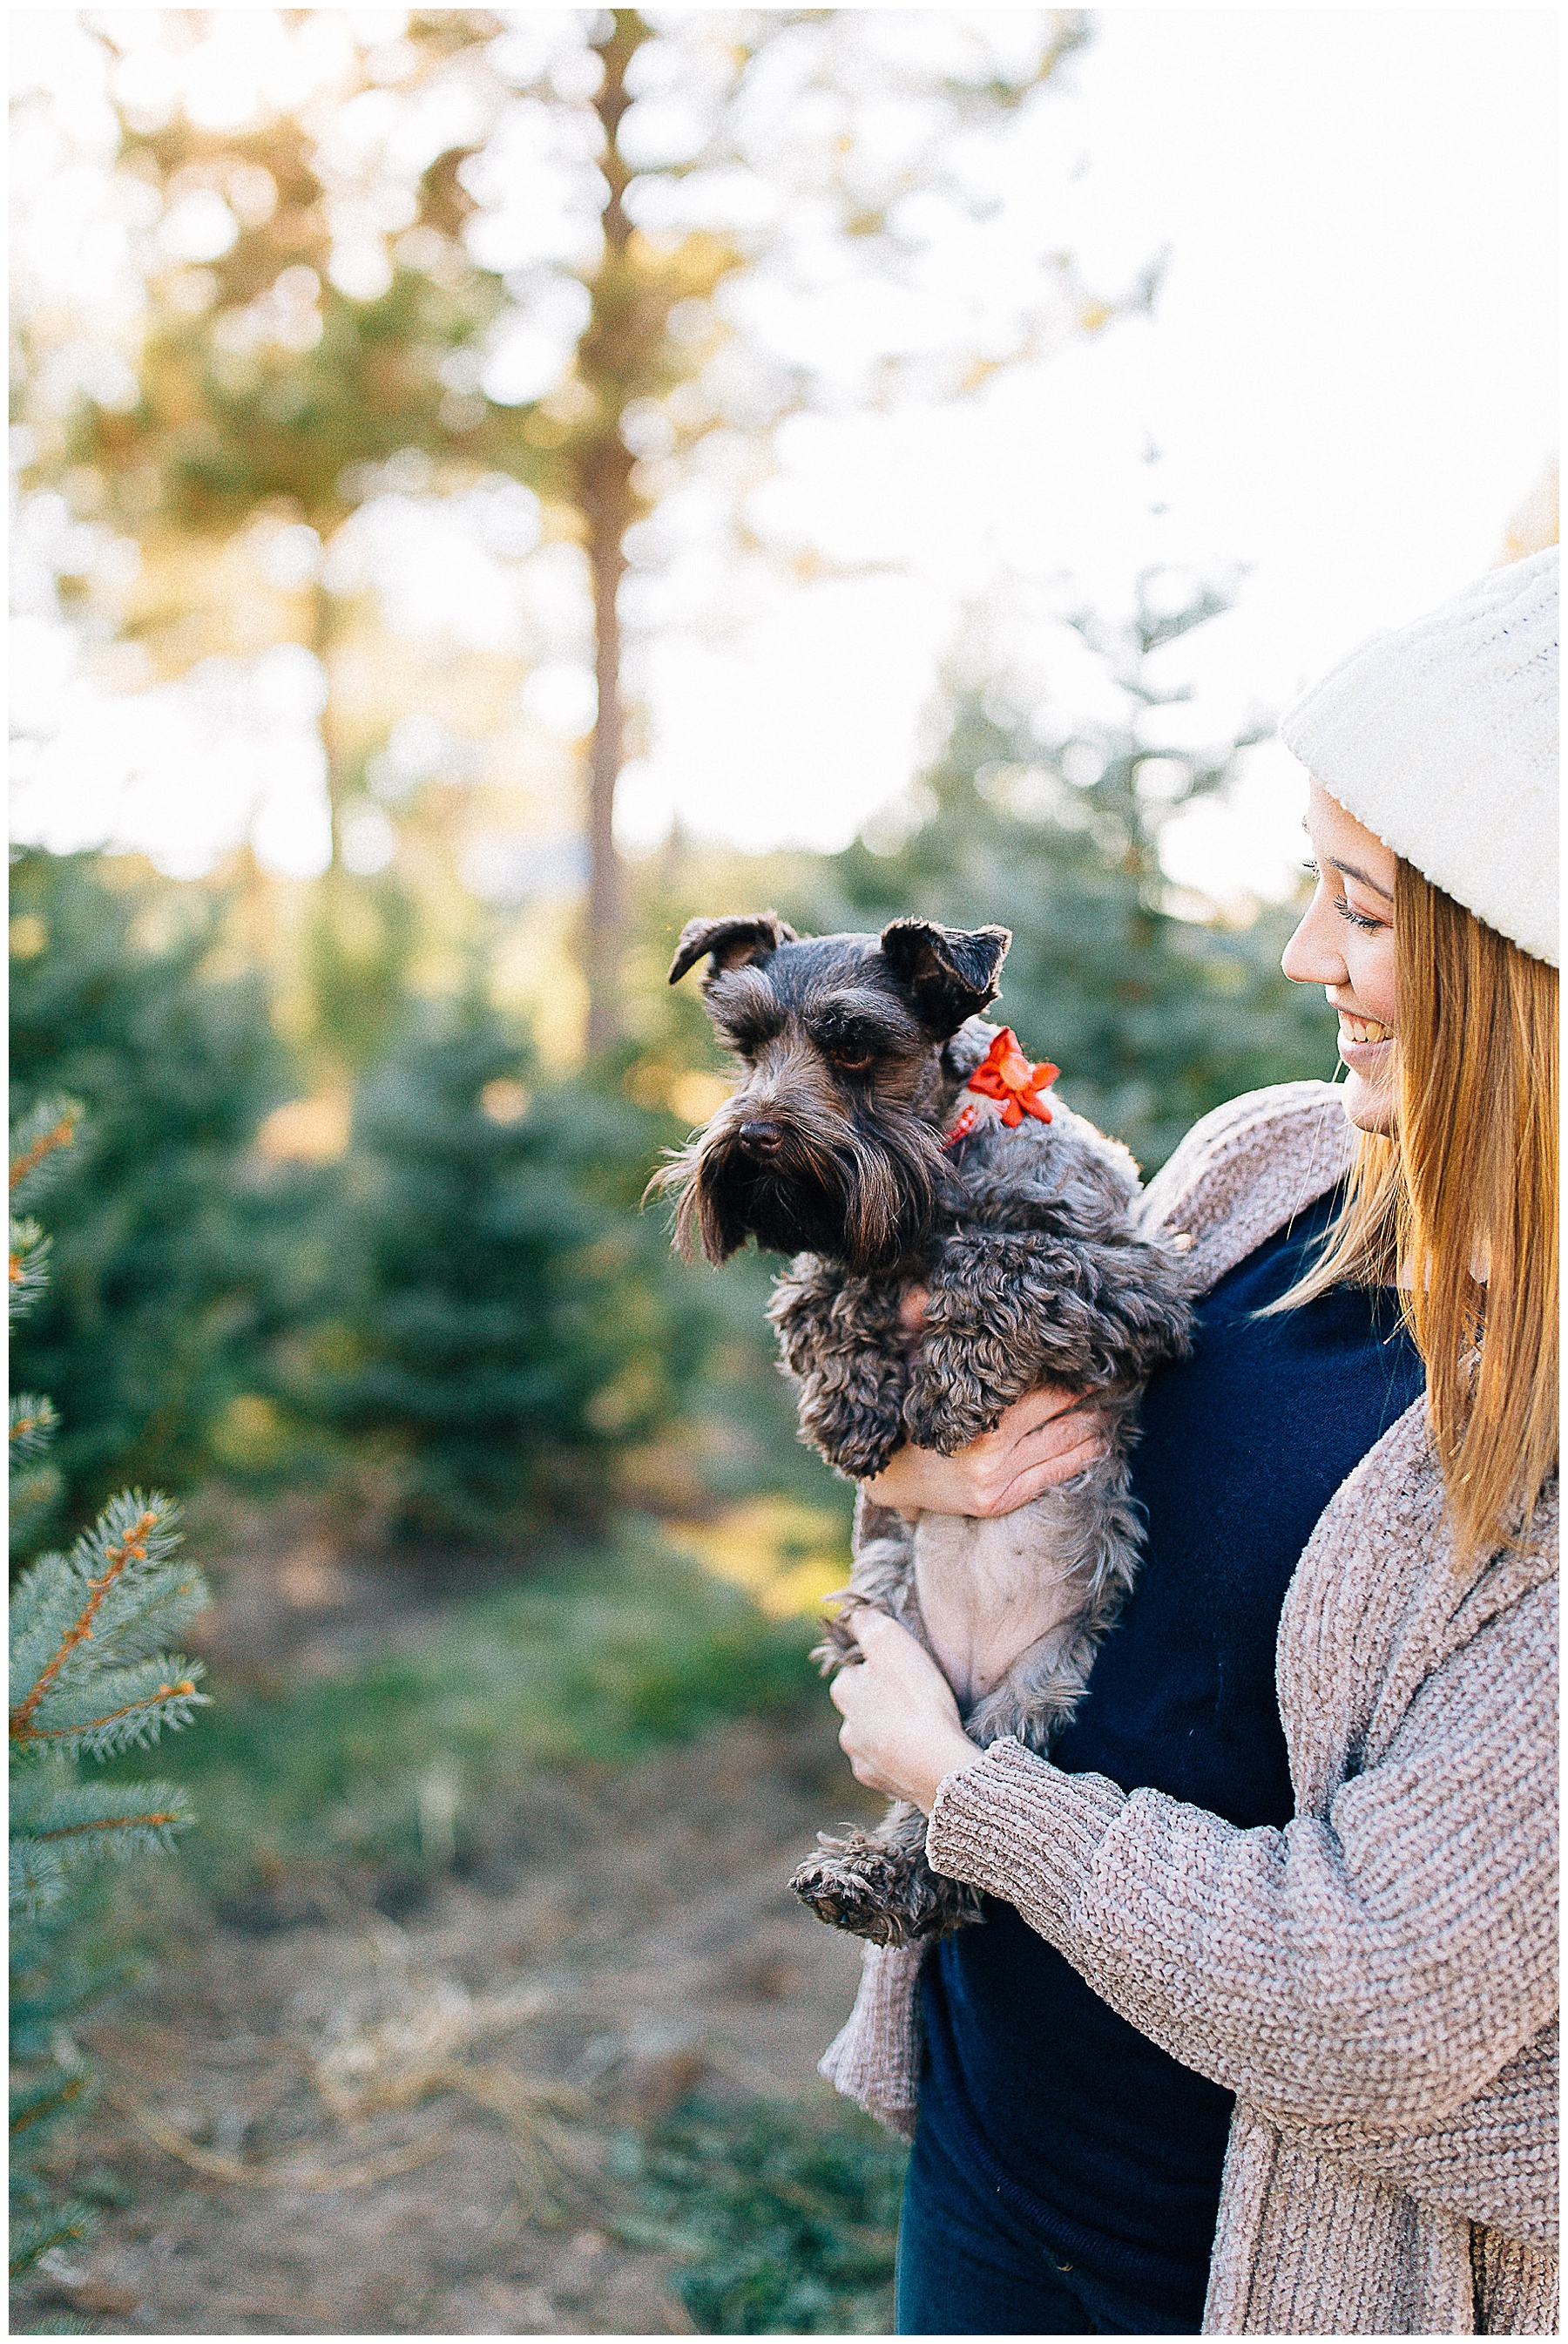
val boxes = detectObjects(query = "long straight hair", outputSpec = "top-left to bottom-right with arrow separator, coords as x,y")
1274,862 -> 1558,1568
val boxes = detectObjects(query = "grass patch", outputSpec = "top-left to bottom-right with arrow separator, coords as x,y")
109,1522 -> 821,1907
615,2089 -> 908,2334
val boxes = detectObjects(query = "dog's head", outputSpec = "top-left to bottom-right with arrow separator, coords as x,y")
650,911 -> 1010,1271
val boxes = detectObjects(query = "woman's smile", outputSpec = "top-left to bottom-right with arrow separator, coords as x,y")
1281,780 -> 1401,1131
1335,1009 -> 1394,1065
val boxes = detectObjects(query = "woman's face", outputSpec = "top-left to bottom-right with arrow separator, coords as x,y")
1281,779 -> 1399,1134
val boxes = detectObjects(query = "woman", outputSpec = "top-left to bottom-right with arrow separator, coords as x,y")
819,546 -> 1558,2336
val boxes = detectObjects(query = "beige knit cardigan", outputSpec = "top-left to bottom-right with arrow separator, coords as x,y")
820,1081 -> 1558,2336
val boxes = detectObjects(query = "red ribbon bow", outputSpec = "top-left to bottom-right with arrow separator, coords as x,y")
944,1028 -> 1059,1146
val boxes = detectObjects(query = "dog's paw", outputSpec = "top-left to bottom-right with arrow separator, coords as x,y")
901,1385 -> 997,1458
791,1854 -> 916,1946
789,1836 -> 985,1945
807,1416 -> 903,1480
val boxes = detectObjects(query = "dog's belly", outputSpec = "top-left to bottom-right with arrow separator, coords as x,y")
912,1501 -> 1085,1710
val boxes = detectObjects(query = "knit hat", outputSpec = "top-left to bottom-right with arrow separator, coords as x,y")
1280,545 -> 1559,965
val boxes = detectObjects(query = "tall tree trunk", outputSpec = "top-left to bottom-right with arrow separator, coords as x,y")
581,444 -> 632,1054
312,573 -> 347,874
577,11 -> 649,1057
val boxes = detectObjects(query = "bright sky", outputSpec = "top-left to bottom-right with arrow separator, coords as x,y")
621,4 -> 1559,900
10,7 -> 1559,908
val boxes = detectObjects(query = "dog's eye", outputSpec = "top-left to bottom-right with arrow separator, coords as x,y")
831,1047 -> 875,1073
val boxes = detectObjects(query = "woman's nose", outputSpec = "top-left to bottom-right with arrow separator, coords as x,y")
1281,895 -> 1348,987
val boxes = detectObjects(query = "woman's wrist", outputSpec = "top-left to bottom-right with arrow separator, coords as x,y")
909,1724 -> 987,1817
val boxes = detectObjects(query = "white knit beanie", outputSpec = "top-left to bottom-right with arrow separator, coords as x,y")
1280,545 -> 1559,965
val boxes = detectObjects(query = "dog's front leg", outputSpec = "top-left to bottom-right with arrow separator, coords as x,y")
791,1800 -> 983,1946
906,1229 -> 1190,1453
904,1230 -> 1088,1452
768,1259 -> 913,1480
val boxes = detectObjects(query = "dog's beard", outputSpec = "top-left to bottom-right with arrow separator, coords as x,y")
652,1114 -> 949,1273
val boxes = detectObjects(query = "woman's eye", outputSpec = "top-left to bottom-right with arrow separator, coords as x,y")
1305,857 -> 1385,932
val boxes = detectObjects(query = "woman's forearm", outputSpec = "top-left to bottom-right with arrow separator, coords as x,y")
925,1580 -> 1557,2137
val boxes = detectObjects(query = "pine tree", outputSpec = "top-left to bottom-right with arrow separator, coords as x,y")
10,849 -> 303,1528
807,576 -> 1332,1173
10,1101 -> 211,2293
313,990 -> 707,1545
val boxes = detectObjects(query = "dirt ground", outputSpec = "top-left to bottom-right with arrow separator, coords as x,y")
14,1527 -> 881,2338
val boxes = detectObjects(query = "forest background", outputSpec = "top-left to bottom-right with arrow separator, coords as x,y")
9,10 -> 1557,2334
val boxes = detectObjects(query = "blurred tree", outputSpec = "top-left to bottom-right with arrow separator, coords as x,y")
312,990 -> 710,1545
27,13 -> 534,1073
9,850 -> 311,1526
53,15 -> 518,857
10,1099 -> 210,2290
801,574 -> 1334,1173
487,7 -> 1125,1047
20,8 -> 1139,1052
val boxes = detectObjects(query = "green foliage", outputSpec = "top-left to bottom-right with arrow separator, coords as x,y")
803,579 -> 1332,1174
71,78 -> 524,543
120,1530 -> 817,1909
9,850 -> 304,1527
303,866 -> 423,1075
617,2089 -> 907,2334
10,1492 -> 209,1769
9,1110 -> 211,2288
312,991 -> 713,1544
9,1099 -> 81,1555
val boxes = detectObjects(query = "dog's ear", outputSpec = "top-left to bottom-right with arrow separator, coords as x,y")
879,918 -> 1010,1035
668,911 -> 799,989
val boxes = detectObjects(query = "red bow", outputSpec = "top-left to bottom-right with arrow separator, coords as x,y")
944,1028 -> 1059,1146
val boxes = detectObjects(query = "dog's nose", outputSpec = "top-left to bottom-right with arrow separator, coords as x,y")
738,1119 -> 786,1156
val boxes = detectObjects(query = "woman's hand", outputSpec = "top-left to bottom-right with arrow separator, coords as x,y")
829,1609 -> 984,1815
868,1294 -> 1109,1519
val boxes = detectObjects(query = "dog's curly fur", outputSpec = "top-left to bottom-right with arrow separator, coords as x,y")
656,911 -> 1194,1947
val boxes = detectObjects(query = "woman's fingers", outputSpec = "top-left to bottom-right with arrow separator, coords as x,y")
862,1390 -> 1110,1519
963,1410 -> 1108,1514
982,1429 -> 1108,1517
998,1385 -> 1098,1449
1000,1381 -> 1081,1430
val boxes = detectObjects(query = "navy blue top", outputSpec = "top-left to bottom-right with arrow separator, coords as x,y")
919,1182 -> 1427,2317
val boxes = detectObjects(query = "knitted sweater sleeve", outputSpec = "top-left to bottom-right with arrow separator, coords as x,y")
924,1576 -> 1558,2137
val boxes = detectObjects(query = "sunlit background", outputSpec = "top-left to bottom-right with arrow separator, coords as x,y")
14,8 -> 1558,918
8,11 -> 1558,2334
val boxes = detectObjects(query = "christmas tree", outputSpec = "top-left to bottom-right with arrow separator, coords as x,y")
314,991 -> 707,1546
10,849 -> 300,1528
10,1100 -> 211,2292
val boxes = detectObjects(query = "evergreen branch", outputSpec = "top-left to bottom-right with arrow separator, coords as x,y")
8,1465 -> 63,1558
10,1395 -> 59,1459
10,1521 -> 208,1719
8,2198 -> 96,2280
10,1836 -> 66,1917
8,1101 -> 82,1206
20,1657 -> 209,1760
10,1498 -> 179,1741
10,1772 -> 196,1913
9,1217 -> 51,1324
10,1932 -> 146,2058
10,2065 -> 91,2141
32,1807 -> 188,1843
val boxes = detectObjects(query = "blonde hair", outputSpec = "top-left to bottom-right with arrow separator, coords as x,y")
1276,862 -> 1558,1568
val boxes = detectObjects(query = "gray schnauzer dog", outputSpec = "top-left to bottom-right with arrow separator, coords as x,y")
653,910 -> 1193,1948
